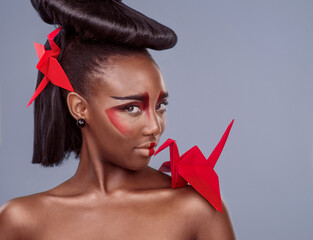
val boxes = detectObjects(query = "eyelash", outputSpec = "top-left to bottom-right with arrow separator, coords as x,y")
156,101 -> 168,111
117,101 -> 168,114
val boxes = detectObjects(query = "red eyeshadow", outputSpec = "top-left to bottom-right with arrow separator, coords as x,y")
105,108 -> 128,135
146,97 -> 150,118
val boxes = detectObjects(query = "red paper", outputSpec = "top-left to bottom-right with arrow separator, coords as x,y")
27,27 -> 74,107
155,119 -> 234,212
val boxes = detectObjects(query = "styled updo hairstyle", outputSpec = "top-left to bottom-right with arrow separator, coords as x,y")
30,0 -> 177,167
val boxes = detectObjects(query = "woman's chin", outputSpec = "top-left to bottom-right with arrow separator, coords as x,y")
127,156 -> 152,171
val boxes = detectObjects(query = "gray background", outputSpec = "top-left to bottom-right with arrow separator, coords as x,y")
1,0 -> 313,239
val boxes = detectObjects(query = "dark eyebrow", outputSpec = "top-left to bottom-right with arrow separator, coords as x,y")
111,91 -> 169,102
158,91 -> 169,101
111,93 -> 149,102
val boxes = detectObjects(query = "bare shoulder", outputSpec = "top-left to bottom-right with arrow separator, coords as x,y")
144,167 -> 235,239
0,193 -> 49,239
169,185 -> 217,216
143,166 -> 172,188
169,186 -> 236,240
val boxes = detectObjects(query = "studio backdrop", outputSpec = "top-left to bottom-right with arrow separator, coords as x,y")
0,0 -> 313,239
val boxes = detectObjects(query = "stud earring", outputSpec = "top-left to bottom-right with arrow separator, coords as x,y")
76,118 -> 86,128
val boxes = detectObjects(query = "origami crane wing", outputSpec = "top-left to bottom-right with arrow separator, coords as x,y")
207,119 -> 234,169
178,146 -> 222,212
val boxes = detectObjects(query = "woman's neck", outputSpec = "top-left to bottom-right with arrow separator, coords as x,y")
68,137 -> 151,196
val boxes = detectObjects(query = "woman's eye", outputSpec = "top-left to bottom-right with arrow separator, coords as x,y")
156,101 -> 168,111
125,105 -> 141,113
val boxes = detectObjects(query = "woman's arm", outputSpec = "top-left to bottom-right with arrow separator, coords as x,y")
195,200 -> 236,240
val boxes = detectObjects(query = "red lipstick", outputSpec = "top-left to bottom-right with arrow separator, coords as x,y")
135,142 -> 156,157
148,142 -> 156,156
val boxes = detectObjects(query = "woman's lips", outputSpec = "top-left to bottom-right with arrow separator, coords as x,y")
135,142 -> 156,157
148,148 -> 155,156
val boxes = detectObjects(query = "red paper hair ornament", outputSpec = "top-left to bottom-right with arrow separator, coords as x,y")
27,27 -> 74,107
155,119 -> 234,212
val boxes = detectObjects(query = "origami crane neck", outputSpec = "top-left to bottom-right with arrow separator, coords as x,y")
155,139 -> 188,188
155,119 -> 234,212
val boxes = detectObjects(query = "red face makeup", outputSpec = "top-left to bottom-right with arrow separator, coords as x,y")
105,92 -> 149,135
104,90 -> 167,160
105,91 -> 168,137
86,55 -> 168,170
105,107 -> 129,135
133,141 -> 156,157
149,142 -> 156,156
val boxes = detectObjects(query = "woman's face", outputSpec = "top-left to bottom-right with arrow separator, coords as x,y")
85,54 -> 168,170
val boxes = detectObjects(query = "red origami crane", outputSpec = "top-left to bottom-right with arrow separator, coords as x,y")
27,27 -> 74,107
155,119 -> 234,212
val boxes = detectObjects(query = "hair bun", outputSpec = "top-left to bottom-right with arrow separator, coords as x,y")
30,0 -> 177,50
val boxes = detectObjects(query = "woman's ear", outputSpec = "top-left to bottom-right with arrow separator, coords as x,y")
67,92 -> 88,121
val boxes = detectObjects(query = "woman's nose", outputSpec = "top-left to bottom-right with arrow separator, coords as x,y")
143,109 -> 162,136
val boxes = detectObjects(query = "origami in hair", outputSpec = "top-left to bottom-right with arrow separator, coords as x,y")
155,119 -> 234,212
29,0 -> 178,167
27,27 -> 74,107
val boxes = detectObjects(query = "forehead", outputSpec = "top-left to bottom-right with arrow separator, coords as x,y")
92,55 -> 166,98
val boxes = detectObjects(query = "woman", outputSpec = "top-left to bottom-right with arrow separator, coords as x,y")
0,0 -> 235,239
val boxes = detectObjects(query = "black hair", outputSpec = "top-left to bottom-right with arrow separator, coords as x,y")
30,0 -> 177,166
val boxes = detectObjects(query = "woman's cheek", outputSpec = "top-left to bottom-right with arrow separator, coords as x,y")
105,108 -> 129,135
